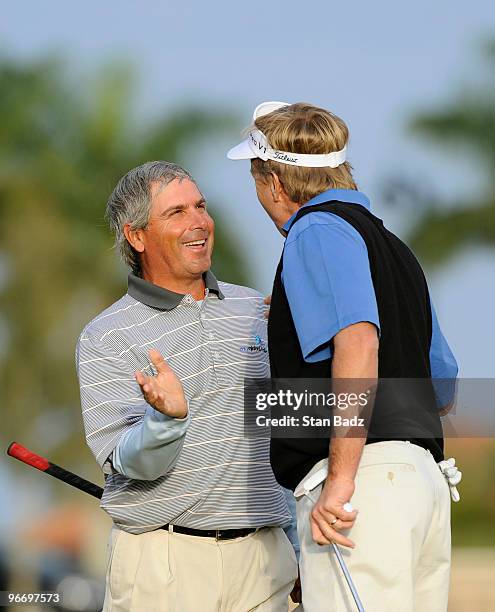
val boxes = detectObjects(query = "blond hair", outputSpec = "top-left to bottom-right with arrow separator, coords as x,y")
251,102 -> 357,204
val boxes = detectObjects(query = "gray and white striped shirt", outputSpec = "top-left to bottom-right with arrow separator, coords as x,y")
76,272 -> 290,534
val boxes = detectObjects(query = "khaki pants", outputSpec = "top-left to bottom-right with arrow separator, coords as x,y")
296,441 -> 451,612
103,525 -> 298,612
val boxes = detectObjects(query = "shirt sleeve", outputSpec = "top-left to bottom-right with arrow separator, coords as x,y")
76,333 -> 190,477
112,407 -> 190,480
429,298 -> 458,408
282,216 -> 380,363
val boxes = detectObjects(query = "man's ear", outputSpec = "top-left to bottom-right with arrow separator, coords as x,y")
269,172 -> 288,202
123,224 -> 145,253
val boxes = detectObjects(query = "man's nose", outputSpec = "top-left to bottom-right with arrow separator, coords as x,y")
189,209 -> 208,230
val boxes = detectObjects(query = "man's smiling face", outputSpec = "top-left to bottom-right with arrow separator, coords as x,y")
140,177 -> 214,287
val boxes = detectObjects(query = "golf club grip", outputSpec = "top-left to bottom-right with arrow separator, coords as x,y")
7,442 -> 50,470
7,442 -> 104,499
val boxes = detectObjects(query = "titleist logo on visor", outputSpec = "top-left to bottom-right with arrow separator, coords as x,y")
273,151 -> 298,163
250,131 -> 299,164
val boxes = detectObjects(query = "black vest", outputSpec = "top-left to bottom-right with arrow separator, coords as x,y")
268,201 -> 444,490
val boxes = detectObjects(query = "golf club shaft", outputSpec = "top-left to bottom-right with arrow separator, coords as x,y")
332,542 -> 365,611
7,442 -> 103,499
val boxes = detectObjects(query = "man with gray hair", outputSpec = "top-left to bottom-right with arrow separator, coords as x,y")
76,161 -> 297,611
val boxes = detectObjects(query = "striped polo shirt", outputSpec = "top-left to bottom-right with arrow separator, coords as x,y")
76,272 -> 290,535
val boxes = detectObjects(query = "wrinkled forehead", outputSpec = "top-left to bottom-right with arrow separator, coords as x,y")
149,177 -> 204,214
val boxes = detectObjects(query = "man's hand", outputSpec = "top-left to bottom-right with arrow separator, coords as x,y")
135,349 -> 188,419
310,477 -> 358,548
263,294 -> 271,319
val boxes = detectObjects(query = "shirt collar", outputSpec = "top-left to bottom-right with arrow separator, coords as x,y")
282,188 -> 371,232
127,270 -> 224,310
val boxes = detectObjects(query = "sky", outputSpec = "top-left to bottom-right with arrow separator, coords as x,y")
2,0 -> 495,377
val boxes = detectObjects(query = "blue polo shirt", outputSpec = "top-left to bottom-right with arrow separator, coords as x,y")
281,189 -> 458,389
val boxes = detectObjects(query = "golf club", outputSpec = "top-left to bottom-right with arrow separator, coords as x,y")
7,442 -> 103,499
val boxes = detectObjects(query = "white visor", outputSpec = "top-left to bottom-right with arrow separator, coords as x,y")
227,100 -> 347,168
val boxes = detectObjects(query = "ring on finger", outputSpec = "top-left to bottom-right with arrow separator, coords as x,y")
330,517 -> 339,526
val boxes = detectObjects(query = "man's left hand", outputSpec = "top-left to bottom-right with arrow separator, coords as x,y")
135,349 -> 188,419
310,477 -> 358,548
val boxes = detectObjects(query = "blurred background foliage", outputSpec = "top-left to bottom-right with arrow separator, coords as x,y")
0,56 -> 248,472
387,41 -> 495,267
0,46 -> 494,552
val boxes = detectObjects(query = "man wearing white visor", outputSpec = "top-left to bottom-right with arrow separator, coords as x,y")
227,102 -> 460,611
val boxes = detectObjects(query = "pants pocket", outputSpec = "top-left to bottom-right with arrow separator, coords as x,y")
108,530 -> 144,609
258,527 -> 298,583
105,527 -> 121,575
358,461 -> 416,471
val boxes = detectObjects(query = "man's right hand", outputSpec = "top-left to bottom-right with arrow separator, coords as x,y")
310,477 -> 358,548
263,294 -> 271,319
135,349 -> 188,419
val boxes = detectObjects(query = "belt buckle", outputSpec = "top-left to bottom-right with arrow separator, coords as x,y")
215,530 -> 222,541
